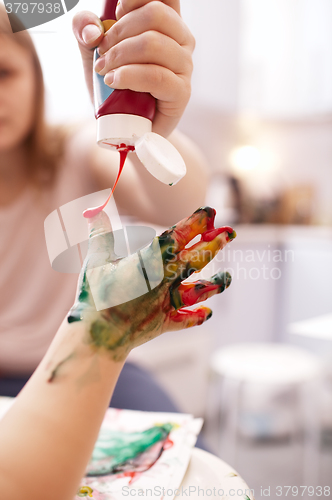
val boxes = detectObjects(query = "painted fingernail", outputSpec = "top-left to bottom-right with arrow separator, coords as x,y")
104,71 -> 115,86
82,24 -> 102,44
206,310 -> 213,321
211,271 -> 232,290
228,229 -> 237,241
94,56 -> 106,73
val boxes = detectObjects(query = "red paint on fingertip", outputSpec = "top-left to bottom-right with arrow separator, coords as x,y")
181,283 -> 220,306
201,226 -> 234,242
170,308 -> 209,323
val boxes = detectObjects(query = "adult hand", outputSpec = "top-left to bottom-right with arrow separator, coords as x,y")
68,207 -> 236,361
72,0 -> 195,137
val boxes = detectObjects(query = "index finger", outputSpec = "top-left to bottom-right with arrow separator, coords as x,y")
116,0 -> 181,19
158,206 -> 235,263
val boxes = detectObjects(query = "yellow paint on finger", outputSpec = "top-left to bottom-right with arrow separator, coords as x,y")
180,233 -> 229,272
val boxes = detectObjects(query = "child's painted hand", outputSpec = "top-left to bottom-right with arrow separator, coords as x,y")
68,207 -> 236,361
72,0 -> 195,138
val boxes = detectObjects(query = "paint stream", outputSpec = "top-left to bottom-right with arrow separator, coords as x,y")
83,145 -> 135,219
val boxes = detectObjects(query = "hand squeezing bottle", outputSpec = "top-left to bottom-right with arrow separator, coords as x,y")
93,0 -> 186,186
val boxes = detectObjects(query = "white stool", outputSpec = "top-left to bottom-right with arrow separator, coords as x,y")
210,343 -> 323,486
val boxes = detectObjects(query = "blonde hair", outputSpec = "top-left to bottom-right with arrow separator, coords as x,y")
0,5 -> 69,186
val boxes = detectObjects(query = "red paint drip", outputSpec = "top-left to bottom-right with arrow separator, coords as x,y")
181,283 -> 220,307
83,145 -> 135,218
201,226 -> 234,242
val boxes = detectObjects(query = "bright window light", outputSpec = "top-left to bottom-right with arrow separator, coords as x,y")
230,145 -> 261,173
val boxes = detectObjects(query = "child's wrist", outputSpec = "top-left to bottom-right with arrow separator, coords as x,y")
67,307 -> 132,362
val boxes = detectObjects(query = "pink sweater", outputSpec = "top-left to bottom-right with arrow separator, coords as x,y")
0,128 -> 100,375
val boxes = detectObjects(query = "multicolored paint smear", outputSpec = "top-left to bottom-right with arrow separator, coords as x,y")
74,409 -> 203,500
86,424 -> 173,477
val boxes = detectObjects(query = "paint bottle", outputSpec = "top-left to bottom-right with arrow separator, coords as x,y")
93,0 -> 186,186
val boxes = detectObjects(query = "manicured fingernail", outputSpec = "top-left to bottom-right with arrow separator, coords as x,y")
82,24 -> 102,44
104,71 -> 115,86
94,56 -> 106,73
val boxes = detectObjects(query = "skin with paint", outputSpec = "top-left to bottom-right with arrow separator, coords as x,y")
46,206 -> 236,377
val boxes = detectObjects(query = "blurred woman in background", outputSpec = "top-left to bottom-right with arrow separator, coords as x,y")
0,1 -> 208,409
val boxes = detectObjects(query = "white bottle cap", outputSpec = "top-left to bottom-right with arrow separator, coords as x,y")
135,132 -> 187,186
97,113 -> 151,148
97,114 -> 187,186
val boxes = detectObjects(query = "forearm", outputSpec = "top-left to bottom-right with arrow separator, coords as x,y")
0,317 -> 124,500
